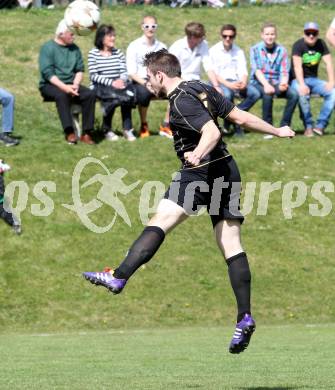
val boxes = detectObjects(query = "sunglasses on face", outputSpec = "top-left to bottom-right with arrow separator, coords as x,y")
304,30 -> 318,37
143,24 -> 158,30
222,34 -> 235,39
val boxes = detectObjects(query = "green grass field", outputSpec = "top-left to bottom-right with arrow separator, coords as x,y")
0,4 -> 335,388
1,324 -> 334,389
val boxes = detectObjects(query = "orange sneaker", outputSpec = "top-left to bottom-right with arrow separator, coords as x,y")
140,122 -> 150,138
159,124 -> 173,139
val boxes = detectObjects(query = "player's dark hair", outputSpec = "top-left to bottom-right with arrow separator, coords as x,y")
220,24 -> 237,36
94,24 -> 116,50
143,49 -> 181,77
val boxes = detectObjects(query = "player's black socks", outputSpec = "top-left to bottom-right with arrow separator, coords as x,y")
226,252 -> 251,322
113,226 -> 165,280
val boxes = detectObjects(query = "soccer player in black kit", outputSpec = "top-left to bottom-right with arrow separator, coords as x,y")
83,49 -> 295,354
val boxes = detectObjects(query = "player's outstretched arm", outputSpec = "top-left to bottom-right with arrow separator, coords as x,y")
227,107 -> 295,138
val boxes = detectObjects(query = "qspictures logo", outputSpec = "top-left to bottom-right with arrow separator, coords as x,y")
3,157 -> 335,233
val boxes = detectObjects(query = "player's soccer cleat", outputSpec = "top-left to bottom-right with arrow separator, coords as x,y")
229,313 -> 255,354
83,268 -> 127,294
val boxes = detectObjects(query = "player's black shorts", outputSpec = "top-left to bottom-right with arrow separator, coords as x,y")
164,155 -> 244,228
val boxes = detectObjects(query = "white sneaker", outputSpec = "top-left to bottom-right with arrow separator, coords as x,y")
123,129 -> 136,142
207,0 -> 224,7
105,131 -> 119,141
179,0 -> 191,7
0,159 -> 11,173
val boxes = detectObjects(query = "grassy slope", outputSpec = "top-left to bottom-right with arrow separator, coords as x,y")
1,324 -> 335,389
0,4 -> 334,333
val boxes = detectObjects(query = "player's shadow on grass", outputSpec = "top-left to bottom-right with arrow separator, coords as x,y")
239,386 -> 311,390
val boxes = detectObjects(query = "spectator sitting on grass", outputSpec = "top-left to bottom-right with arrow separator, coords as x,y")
160,22 -> 220,138
291,22 -> 335,137
39,19 -> 96,145
209,24 -> 260,136
126,15 -> 166,138
88,24 -> 136,142
248,22 -> 298,134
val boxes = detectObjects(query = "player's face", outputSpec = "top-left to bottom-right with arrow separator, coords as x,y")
147,69 -> 165,97
60,30 -> 75,45
142,17 -> 158,39
304,30 -> 318,46
187,36 -> 203,50
261,27 -> 276,47
221,29 -> 235,50
103,32 -> 116,50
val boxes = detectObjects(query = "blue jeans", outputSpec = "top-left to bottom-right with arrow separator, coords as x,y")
217,83 -> 261,111
251,81 -> 299,126
0,88 -> 14,132
216,83 -> 260,132
291,77 -> 335,130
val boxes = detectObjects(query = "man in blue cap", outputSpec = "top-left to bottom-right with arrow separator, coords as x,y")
291,22 -> 335,136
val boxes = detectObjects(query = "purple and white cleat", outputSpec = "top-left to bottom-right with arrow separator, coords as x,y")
83,268 -> 127,294
229,313 -> 256,354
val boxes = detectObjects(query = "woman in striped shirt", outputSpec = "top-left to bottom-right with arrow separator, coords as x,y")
88,24 -> 136,141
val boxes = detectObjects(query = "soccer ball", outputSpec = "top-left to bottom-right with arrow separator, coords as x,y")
64,0 -> 101,36
227,0 -> 239,6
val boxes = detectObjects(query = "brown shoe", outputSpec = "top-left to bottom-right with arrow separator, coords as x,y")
80,134 -> 95,145
304,128 -> 314,137
313,127 -> 324,136
66,133 -> 77,144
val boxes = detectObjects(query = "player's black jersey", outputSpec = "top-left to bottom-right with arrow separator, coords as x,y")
168,80 -> 235,166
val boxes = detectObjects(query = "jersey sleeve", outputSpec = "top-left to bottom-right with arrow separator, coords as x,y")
210,87 -> 235,119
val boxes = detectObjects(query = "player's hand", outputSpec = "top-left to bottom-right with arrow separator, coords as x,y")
298,84 -> 310,96
64,85 -> 79,96
264,84 -> 275,95
73,83 -> 80,93
112,79 -> 126,89
276,126 -> 295,138
184,151 -> 201,166
237,80 -> 247,90
324,81 -> 334,91
279,83 -> 288,92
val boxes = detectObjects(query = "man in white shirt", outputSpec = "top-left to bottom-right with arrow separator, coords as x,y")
126,15 -> 167,138
209,24 -> 261,135
159,22 -> 219,136
326,18 -> 335,47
